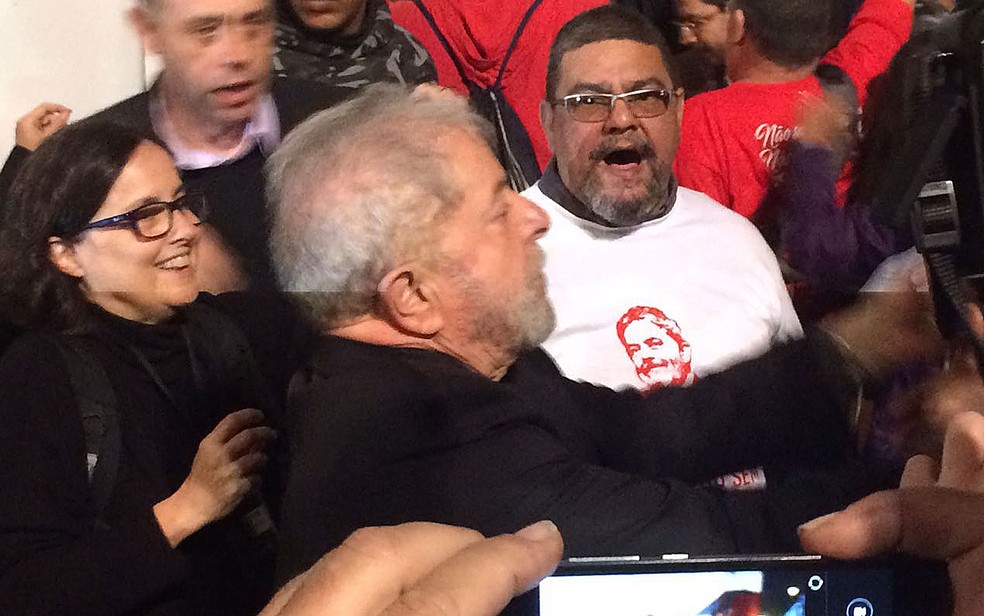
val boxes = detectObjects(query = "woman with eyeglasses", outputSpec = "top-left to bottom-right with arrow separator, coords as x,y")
0,121 -> 307,616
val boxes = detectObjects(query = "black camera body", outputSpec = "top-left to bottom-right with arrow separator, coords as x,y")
873,2 -> 984,337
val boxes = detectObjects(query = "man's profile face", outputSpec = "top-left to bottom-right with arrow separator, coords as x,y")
147,0 -> 275,128
433,129 -> 555,355
289,0 -> 368,36
619,311 -> 692,388
674,0 -> 730,60
542,39 -> 682,227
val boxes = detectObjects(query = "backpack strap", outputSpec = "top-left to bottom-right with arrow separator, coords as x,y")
180,302 -> 278,415
56,337 -> 121,521
410,0 -> 473,88
410,0 -> 543,190
494,0 -> 546,88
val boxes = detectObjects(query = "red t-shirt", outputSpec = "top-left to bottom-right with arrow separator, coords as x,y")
674,0 -> 914,219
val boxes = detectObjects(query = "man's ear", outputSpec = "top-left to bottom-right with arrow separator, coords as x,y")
540,99 -> 556,153
128,4 -> 164,56
48,238 -> 84,278
727,8 -> 746,45
376,263 -> 444,337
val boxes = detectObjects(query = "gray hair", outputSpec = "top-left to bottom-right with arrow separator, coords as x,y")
266,84 -> 495,328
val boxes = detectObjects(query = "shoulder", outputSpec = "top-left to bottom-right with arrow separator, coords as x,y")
675,188 -> 776,248
289,339 -> 464,437
0,331 -> 77,423
271,78 -> 358,133
78,92 -> 155,137
1,330 -> 67,375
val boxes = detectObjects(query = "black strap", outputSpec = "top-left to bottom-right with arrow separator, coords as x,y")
410,0 -> 472,86
495,0 -> 546,87
57,338 -> 121,521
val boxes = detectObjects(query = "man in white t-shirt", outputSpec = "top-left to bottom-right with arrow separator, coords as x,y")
526,7 -> 801,492
527,5 -> 800,398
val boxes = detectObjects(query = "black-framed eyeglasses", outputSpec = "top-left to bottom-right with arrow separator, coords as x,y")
79,192 -> 209,240
551,88 -> 678,123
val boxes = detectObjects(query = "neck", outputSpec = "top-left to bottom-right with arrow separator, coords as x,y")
330,316 -> 515,381
728,53 -> 817,84
160,80 -> 248,154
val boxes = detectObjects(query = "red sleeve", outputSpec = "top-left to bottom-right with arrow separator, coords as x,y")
675,98 -> 732,207
821,0 -> 914,105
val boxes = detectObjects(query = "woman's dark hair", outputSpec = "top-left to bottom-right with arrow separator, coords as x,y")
0,121 -> 150,331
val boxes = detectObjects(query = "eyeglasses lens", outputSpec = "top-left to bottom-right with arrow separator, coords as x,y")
134,203 -> 172,239
568,92 -> 669,122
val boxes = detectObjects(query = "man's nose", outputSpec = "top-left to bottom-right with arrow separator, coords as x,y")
679,27 -> 698,46
605,97 -> 640,131
219,26 -> 254,68
521,195 -> 551,240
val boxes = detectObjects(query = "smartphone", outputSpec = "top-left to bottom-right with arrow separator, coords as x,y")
528,554 -> 952,616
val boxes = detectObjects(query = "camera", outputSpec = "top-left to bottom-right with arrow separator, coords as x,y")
529,554 -> 951,616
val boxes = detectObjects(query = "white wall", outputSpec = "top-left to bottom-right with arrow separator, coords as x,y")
0,0 -> 147,157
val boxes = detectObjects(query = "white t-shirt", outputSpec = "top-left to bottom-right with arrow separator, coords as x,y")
529,183 -> 802,393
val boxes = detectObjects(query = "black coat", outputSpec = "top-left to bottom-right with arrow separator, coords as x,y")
276,332 -> 889,583
0,293 -> 311,616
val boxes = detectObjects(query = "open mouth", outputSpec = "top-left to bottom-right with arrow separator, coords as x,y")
212,81 -> 257,106
158,253 -> 192,271
603,147 -> 644,166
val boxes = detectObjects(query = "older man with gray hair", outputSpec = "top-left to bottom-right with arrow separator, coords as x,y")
268,83 -> 940,584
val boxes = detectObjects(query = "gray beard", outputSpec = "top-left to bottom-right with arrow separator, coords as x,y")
446,250 -> 556,356
580,162 -> 676,227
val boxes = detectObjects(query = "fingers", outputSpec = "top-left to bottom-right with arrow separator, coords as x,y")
272,523 -> 487,616
16,103 -> 72,150
799,487 -> 984,560
901,454 -> 939,487
209,408 -> 265,443
270,522 -> 562,616
798,491 -> 902,559
383,521 -> 563,616
895,487 -> 984,561
939,411 -> 984,490
226,424 -> 277,459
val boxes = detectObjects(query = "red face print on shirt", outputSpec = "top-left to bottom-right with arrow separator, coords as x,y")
616,306 -> 695,389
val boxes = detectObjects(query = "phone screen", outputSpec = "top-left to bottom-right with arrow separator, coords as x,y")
535,555 -> 948,616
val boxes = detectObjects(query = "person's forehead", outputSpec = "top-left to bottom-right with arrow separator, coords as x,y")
675,0 -> 724,17
558,39 -> 672,93
158,0 -> 270,21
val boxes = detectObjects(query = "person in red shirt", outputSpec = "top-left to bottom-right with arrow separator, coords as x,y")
673,0 -> 914,220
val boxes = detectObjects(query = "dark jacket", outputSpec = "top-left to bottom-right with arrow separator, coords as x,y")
0,293 -> 311,616
277,332 -> 887,583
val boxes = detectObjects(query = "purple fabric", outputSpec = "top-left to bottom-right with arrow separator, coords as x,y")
778,141 -> 911,291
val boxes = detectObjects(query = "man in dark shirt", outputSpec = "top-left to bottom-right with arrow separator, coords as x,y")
265,84 -> 940,583
1,0 -> 349,290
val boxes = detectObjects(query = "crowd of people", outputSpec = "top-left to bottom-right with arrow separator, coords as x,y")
0,0 -> 982,615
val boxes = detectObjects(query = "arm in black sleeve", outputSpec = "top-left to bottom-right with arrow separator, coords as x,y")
564,331 -> 861,484
0,146 -> 31,212
445,403 -> 877,558
0,336 -> 189,616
